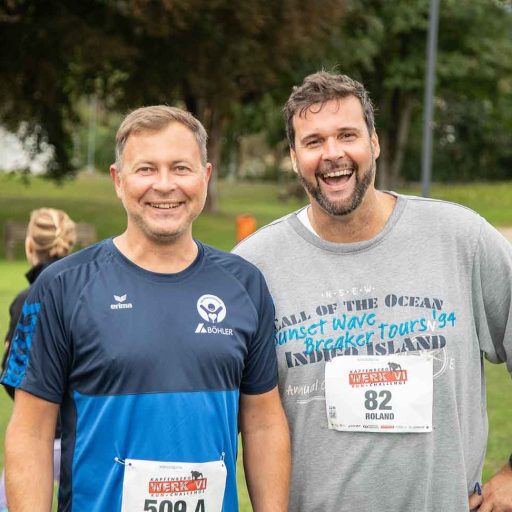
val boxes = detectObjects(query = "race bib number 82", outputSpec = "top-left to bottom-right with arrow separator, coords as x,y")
325,353 -> 433,433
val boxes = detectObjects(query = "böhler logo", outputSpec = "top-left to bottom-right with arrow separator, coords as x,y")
349,362 -> 408,388
195,294 -> 233,336
149,471 -> 207,495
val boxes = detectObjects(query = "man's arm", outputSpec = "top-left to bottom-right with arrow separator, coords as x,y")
5,389 -> 59,512
239,387 -> 290,512
468,463 -> 512,512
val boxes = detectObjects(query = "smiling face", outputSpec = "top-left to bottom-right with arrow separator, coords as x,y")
291,96 -> 380,218
110,122 -> 211,246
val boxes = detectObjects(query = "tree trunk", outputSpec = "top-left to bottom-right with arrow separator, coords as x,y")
193,101 -> 226,213
377,92 -> 413,190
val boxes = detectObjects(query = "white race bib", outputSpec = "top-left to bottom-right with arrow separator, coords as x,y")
120,458 -> 226,512
325,353 -> 433,433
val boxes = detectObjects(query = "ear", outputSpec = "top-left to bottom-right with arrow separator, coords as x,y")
110,164 -> 123,199
204,163 -> 213,183
371,131 -> 380,160
25,236 -> 35,265
290,150 -> 299,175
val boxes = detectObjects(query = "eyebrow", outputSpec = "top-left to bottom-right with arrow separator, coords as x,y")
300,127 -> 362,144
131,159 -> 193,168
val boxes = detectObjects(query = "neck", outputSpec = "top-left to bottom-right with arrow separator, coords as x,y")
113,230 -> 198,274
308,190 -> 396,243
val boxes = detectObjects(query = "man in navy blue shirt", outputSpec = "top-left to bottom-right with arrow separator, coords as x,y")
3,106 -> 290,512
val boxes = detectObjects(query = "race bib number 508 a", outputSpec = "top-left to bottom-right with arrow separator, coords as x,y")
325,353 -> 433,433
121,459 -> 226,512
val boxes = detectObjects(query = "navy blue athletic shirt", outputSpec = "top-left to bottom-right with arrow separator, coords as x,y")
2,239 -> 278,511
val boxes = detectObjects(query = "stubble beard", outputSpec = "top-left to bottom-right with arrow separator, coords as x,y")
297,156 -> 375,217
132,215 -> 186,244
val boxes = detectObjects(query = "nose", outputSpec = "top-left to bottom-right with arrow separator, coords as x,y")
322,136 -> 345,162
152,169 -> 176,193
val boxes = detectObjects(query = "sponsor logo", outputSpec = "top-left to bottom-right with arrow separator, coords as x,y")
195,323 -> 233,336
148,471 -> 207,496
148,471 -> 208,496
349,361 -> 408,388
197,295 -> 226,323
110,293 -> 133,310
195,294 -> 233,336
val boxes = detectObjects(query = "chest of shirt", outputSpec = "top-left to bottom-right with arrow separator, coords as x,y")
64,274 -> 257,394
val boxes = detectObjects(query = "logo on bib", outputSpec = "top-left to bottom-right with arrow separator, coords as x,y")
148,470 -> 207,496
195,294 -> 233,335
349,361 -> 408,388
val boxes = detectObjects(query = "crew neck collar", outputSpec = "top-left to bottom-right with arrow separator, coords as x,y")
106,238 -> 205,283
288,192 -> 406,254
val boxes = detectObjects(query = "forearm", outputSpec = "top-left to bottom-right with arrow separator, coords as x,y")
243,421 -> 291,511
5,422 -> 54,511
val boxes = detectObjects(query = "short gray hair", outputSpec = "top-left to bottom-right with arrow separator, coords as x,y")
115,105 -> 208,169
284,71 -> 376,149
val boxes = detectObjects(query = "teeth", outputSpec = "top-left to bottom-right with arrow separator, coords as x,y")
324,169 -> 353,178
150,203 -> 180,209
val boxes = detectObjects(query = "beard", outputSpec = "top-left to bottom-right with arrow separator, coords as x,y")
296,156 -> 375,216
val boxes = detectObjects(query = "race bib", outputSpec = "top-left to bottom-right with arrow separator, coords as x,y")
325,353 -> 433,433
121,458 -> 226,512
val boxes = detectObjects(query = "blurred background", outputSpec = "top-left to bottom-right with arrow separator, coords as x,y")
0,0 -> 511,510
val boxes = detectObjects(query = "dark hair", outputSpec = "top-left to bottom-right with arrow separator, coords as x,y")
284,71 -> 375,149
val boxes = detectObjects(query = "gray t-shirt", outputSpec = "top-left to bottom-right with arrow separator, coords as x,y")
233,194 -> 512,512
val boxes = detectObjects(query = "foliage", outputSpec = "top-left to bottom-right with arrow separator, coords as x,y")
0,1 -> 133,178
317,0 -> 512,186
1,0 -> 511,190
0,0 -> 345,209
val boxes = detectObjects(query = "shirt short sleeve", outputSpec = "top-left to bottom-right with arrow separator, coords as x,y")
1,270 -> 71,403
240,272 -> 278,395
472,219 -> 512,374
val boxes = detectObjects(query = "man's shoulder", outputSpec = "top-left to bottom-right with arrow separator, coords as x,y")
402,194 -> 480,220
233,210 -> 297,256
32,239 -> 113,292
401,194 -> 485,235
202,242 -> 265,279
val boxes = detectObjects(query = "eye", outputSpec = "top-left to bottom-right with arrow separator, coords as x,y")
136,166 -> 154,175
175,165 -> 192,174
339,132 -> 356,141
304,138 -> 322,148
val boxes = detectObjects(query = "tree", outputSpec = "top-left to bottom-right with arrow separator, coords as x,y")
1,0 -> 346,209
0,1 -> 133,179
319,0 -> 512,188
105,0 -> 346,210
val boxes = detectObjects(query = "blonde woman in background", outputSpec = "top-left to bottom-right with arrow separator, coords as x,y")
1,208 -> 76,512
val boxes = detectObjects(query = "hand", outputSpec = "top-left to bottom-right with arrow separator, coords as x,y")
469,464 -> 512,511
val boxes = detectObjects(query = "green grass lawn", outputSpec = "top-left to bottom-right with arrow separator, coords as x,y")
0,172 -> 510,509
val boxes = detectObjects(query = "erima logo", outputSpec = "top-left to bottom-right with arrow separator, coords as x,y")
110,294 -> 133,310
195,294 -> 233,335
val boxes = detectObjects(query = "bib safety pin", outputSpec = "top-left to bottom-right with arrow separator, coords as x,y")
114,457 -> 126,465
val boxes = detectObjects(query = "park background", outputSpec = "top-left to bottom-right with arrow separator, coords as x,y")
0,0 -> 511,510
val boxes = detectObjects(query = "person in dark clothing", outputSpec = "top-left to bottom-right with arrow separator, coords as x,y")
3,257 -> 59,398
0,207 -> 76,511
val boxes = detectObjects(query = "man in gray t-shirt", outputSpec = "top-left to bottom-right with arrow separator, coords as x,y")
234,71 -> 512,511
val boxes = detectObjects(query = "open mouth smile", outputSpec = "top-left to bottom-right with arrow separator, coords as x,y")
318,168 -> 354,186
